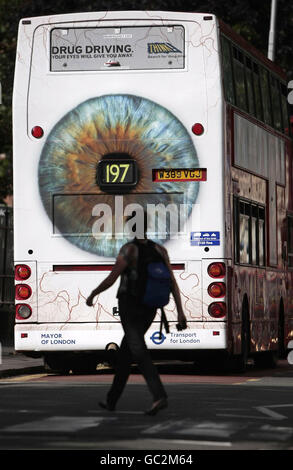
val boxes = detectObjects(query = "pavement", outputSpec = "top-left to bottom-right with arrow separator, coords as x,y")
0,347 -> 45,378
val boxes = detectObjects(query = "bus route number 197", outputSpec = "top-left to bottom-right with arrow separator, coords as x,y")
97,159 -> 137,187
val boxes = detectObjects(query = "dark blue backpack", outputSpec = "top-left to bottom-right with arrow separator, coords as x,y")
142,261 -> 171,308
134,239 -> 171,335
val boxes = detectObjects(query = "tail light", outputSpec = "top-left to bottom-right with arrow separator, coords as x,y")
15,264 -> 31,281
207,262 -> 226,278
192,123 -> 204,135
15,284 -> 32,300
208,302 -> 226,318
31,126 -> 44,138
16,304 -> 32,320
208,282 -> 226,298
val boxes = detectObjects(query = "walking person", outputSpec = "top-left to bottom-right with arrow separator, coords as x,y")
86,216 -> 187,416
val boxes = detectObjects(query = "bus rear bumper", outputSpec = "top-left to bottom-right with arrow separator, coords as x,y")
14,322 -> 227,352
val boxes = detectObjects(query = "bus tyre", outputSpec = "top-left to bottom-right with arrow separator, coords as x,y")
44,353 -> 71,375
70,354 -> 97,375
254,351 -> 277,369
194,358 -> 220,374
193,351 -> 225,373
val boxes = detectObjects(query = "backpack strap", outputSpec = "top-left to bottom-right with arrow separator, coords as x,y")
159,307 -> 169,339
132,238 -> 148,299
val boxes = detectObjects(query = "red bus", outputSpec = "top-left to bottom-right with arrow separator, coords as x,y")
219,20 -> 293,370
12,12 -> 292,373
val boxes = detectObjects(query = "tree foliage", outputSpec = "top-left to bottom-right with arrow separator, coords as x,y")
0,0 -> 292,201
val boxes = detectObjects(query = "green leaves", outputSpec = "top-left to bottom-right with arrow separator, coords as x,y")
0,0 -> 292,202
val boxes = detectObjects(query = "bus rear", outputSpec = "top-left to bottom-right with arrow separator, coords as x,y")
13,11 -> 226,371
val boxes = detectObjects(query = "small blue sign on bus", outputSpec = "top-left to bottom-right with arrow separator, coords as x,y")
190,231 -> 220,246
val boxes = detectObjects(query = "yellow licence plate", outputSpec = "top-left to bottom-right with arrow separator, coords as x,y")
152,168 -> 207,182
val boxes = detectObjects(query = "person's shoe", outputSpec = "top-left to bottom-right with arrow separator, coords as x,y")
145,398 -> 168,416
99,401 -> 116,411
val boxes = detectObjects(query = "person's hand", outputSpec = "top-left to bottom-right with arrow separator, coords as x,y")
177,312 -> 187,331
86,294 -> 94,307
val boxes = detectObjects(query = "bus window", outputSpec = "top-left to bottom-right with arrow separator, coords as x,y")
239,202 -> 250,264
260,68 -> 272,126
280,83 -> 291,135
252,62 -> 263,121
233,196 -> 240,264
235,200 -> 266,266
288,216 -> 293,268
221,36 -> 235,105
251,205 -> 258,265
232,47 -> 248,112
245,57 -> 255,116
258,207 -> 265,266
270,76 -> 282,132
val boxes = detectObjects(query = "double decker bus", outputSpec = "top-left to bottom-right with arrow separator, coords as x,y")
13,11 -> 293,373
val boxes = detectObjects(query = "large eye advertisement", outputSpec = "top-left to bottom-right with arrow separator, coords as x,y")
38,94 -> 200,257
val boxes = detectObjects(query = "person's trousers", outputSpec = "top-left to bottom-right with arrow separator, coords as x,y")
107,295 -> 167,406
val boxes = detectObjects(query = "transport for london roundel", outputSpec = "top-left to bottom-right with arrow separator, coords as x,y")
38,94 -> 200,257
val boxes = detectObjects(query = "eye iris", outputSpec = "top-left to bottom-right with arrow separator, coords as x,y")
38,94 -> 199,257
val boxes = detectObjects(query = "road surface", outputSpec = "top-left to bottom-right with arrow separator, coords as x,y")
0,359 -> 292,456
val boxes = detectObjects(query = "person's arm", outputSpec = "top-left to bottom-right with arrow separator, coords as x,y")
86,254 -> 128,306
170,273 -> 187,329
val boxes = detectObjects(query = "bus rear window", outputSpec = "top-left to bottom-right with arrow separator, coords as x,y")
288,216 -> 293,268
234,198 -> 266,267
50,25 -> 185,72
